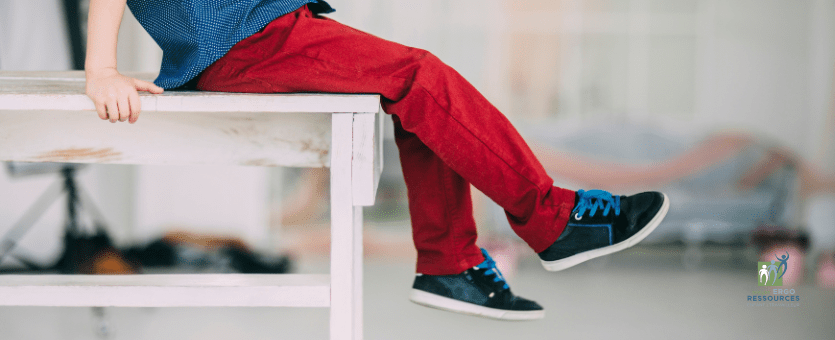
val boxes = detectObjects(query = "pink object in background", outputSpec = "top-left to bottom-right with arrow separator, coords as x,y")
817,252 -> 835,289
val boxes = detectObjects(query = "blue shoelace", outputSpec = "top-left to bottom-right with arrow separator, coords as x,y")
573,189 -> 621,219
475,248 -> 509,290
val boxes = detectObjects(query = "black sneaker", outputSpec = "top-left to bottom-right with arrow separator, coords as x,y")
538,189 -> 669,271
409,248 -> 544,320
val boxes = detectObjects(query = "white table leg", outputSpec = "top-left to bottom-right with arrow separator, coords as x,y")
330,113 -> 363,340
351,111 -> 382,206
352,205 -> 363,340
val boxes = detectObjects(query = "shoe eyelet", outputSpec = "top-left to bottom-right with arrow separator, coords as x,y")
574,213 -> 582,220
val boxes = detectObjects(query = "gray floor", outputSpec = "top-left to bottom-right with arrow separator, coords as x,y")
1,246 -> 832,340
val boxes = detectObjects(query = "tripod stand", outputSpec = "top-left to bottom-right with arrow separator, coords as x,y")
0,165 -> 121,274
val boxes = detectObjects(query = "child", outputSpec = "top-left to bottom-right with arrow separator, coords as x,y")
85,0 -> 669,320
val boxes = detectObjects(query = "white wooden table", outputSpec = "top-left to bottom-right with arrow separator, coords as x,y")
0,71 -> 383,340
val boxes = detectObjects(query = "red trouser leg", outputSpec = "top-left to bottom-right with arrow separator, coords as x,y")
391,114 -> 483,274
196,6 -> 576,275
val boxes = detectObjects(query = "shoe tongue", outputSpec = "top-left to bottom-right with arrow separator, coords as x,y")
619,195 -> 631,214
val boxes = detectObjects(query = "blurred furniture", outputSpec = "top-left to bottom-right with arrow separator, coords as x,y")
492,122 -> 798,269
523,123 -> 797,243
0,70 -> 384,340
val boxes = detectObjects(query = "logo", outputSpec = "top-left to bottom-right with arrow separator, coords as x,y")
757,251 -> 790,286
748,251 -> 800,307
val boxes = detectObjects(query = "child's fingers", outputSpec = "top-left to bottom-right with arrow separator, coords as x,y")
106,99 -> 119,123
129,91 -> 141,124
134,79 -> 164,94
95,102 -> 108,120
117,96 -> 131,122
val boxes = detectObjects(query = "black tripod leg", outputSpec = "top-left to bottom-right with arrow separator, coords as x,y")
0,179 -> 64,265
63,167 -> 81,235
77,182 -> 112,234
62,0 -> 85,70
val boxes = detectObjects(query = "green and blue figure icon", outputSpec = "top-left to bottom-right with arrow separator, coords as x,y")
758,251 -> 790,286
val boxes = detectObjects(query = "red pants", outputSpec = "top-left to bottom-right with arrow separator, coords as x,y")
196,5 -> 575,275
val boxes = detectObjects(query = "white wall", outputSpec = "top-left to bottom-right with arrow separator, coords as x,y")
0,0 -> 71,71
508,0 -> 834,163
133,165 -> 271,251
694,0 -> 835,161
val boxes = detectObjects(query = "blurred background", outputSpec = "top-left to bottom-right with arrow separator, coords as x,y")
1,0 -> 834,339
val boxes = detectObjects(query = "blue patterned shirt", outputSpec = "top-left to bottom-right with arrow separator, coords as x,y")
126,0 -> 334,89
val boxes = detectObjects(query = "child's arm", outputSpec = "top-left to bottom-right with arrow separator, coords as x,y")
85,0 -> 163,124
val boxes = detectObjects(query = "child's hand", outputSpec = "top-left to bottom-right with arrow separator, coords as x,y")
85,68 -> 164,123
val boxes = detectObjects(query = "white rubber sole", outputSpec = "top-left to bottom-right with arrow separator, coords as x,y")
541,193 -> 670,272
409,289 -> 545,321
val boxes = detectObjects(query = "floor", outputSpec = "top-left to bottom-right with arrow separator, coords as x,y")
0,245 -> 832,340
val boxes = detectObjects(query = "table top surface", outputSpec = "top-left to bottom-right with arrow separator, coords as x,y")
0,71 -> 381,113
0,273 -> 330,287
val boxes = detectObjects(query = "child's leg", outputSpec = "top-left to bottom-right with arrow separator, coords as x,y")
391,115 -> 483,275
196,5 -> 575,274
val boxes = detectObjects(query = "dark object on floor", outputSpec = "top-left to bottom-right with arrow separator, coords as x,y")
55,228 -> 141,274
751,225 -> 809,253
223,246 -> 293,274
122,239 -> 176,268
0,164 -> 291,275
122,234 -> 293,274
